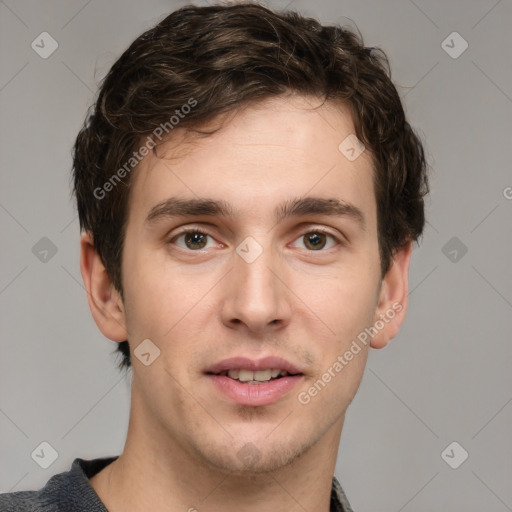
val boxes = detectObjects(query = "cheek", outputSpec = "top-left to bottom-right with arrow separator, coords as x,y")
120,247 -> 173,340
121,250 -> 218,351
291,273 -> 377,408
295,267 -> 379,340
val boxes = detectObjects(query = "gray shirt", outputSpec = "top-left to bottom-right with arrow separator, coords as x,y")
0,456 -> 354,511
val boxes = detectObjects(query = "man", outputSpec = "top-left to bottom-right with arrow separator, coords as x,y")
0,2 -> 428,511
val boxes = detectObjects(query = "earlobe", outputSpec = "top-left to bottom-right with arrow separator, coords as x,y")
80,231 -> 128,342
370,242 -> 413,349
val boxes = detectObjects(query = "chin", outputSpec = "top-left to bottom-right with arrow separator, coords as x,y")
196,434 -> 315,476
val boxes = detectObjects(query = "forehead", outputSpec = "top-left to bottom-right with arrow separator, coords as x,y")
126,95 -> 376,228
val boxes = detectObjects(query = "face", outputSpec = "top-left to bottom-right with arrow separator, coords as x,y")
83,94 -> 410,475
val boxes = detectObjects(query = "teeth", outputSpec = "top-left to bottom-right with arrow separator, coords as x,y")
224,368 -> 289,382
227,369 -> 239,380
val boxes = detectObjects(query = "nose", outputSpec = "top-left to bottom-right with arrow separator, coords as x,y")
220,241 -> 292,334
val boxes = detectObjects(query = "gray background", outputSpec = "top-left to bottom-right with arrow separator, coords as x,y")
1,0 -> 511,510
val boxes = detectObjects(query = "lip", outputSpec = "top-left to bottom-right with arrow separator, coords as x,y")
204,356 -> 303,375
206,374 -> 304,406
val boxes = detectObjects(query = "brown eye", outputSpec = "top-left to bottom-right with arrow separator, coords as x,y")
171,230 -> 214,250
184,232 -> 208,250
292,230 -> 338,251
303,232 -> 327,250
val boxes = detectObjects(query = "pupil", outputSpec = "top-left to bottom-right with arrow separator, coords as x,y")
305,232 -> 326,250
186,232 -> 206,249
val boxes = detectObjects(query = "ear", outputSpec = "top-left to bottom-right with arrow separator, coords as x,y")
80,231 -> 128,342
370,242 -> 413,349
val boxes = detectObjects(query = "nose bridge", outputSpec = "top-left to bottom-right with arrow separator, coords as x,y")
223,235 -> 290,330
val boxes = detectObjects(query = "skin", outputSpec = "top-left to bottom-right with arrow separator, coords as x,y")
81,94 -> 412,512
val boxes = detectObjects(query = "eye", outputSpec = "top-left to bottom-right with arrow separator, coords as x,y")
291,229 -> 339,251
168,227 -> 341,252
169,229 -> 218,251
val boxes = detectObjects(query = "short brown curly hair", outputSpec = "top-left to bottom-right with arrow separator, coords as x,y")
72,2 -> 429,371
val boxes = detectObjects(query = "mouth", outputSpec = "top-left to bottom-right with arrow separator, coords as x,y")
205,368 -> 302,385
204,356 -> 305,406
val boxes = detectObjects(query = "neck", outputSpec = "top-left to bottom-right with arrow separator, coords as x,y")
90,383 -> 344,512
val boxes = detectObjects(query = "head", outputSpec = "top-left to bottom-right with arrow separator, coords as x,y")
75,3 -> 428,473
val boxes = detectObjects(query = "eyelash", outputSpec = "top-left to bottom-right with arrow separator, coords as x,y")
168,227 -> 342,251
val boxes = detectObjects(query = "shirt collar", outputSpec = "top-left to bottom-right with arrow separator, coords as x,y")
77,457 -> 354,512
331,474 -> 355,512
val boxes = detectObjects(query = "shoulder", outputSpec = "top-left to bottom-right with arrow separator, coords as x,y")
0,456 -> 118,512
0,490 -> 42,511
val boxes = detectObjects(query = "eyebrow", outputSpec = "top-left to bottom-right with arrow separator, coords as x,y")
145,196 -> 366,229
